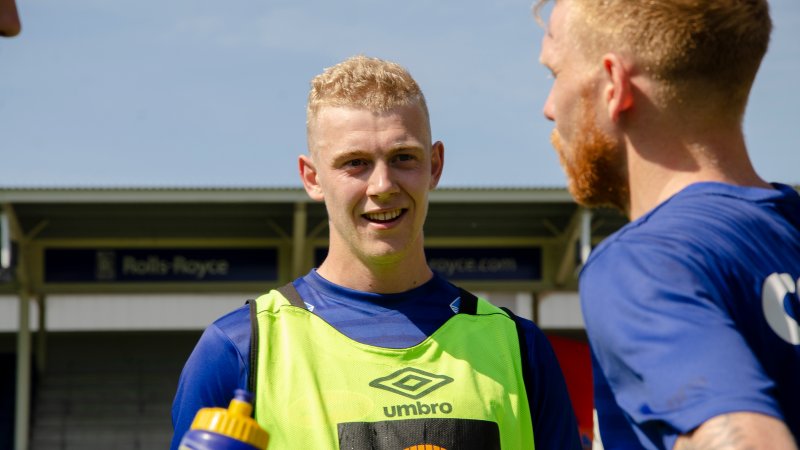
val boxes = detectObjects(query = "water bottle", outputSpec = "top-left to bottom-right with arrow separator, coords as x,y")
179,389 -> 269,450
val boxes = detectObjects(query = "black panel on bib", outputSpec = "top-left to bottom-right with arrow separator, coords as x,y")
338,417 -> 500,449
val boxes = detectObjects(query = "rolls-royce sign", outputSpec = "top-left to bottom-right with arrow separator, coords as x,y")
45,248 -> 278,283
314,246 -> 542,281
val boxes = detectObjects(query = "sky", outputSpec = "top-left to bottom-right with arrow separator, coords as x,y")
1,0 -> 798,188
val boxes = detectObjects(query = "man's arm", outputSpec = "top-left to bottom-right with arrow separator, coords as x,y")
674,412 -> 797,450
170,307 -> 250,450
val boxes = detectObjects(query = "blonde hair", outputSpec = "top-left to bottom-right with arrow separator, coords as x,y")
306,55 -> 430,138
535,0 -> 771,119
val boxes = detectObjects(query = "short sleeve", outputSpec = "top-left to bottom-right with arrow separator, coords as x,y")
581,242 -> 782,447
170,306 -> 250,450
521,320 -> 583,450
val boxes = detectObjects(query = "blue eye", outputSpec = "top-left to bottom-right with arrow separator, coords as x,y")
394,154 -> 415,163
345,159 -> 366,168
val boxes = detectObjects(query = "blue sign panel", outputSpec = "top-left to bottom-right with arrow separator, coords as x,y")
426,247 -> 541,281
45,248 -> 278,283
314,246 -> 541,281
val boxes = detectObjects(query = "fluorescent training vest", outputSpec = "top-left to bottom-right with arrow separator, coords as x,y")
250,285 -> 534,449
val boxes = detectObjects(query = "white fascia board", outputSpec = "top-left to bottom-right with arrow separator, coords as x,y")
0,188 -> 311,203
0,187 -> 575,204
430,188 -> 573,203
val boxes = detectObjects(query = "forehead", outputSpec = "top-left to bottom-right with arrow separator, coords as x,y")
310,104 -> 430,152
539,0 -> 572,62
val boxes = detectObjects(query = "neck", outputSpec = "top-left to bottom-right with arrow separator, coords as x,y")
625,124 -> 770,220
317,246 -> 433,294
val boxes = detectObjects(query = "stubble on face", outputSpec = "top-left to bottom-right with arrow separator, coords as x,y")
551,91 -> 630,212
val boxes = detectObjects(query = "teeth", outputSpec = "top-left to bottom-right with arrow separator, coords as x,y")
365,209 -> 402,221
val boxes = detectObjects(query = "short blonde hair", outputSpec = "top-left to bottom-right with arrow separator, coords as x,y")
306,55 -> 430,140
535,0 -> 771,119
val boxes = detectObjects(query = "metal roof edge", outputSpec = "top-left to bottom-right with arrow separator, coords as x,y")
4,184 -> 795,204
431,187 -> 573,203
0,187 -> 308,203
0,186 -> 574,203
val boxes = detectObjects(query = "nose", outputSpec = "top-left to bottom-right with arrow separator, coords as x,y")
543,90 -> 556,122
365,162 -> 399,200
0,0 -> 21,37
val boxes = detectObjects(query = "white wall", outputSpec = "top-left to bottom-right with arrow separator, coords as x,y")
538,291 -> 584,328
477,291 -> 534,321
0,295 -> 40,332
2,291 -> 585,332
1,293 -> 248,332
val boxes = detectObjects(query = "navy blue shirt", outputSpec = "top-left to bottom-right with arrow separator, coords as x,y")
172,270 -> 581,449
582,183 -> 800,449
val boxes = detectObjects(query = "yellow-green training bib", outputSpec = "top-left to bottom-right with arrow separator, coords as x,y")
251,286 -> 534,449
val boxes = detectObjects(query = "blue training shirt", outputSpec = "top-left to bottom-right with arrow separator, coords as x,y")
581,182 -> 800,449
171,270 -> 581,449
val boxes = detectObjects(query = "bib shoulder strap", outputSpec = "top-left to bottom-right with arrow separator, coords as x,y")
247,283 -> 484,404
499,306 -> 533,405
246,282 -> 301,402
456,287 -> 478,315
245,297 -> 259,396
276,282 -> 305,308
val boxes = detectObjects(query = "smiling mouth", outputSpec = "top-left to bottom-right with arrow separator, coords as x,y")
362,209 -> 406,223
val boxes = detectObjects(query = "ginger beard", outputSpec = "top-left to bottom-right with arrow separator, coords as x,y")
551,91 -> 630,212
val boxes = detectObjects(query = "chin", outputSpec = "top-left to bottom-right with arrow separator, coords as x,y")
552,116 -> 629,212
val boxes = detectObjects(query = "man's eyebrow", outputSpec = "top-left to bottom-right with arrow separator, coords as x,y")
330,148 -> 369,162
388,142 -> 424,151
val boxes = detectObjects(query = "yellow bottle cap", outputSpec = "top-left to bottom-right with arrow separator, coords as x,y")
189,390 -> 269,449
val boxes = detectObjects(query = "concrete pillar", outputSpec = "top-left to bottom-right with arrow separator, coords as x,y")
580,208 -> 593,264
36,294 -> 46,376
15,290 -> 31,450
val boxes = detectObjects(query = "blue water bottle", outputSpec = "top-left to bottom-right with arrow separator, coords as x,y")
179,389 -> 269,450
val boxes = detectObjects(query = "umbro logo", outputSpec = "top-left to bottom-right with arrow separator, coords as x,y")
369,368 -> 454,400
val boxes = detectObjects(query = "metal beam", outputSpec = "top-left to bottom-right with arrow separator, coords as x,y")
15,289 -> 31,450
266,218 -> 290,243
555,207 -> 585,286
4,204 -> 31,450
291,202 -> 308,279
307,218 -> 328,241
36,294 -> 47,376
540,219 -> 562,238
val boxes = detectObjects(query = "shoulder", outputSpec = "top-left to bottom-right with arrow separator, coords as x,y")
195,303 -> 252,368
581,182 -> 800,310
593,183 -> 796,256
579,185 -> 760,300
503,312 -> 563,372
171,304 -> 252,448
212,304 -> 251,343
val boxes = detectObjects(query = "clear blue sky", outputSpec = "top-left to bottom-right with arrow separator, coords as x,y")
2,0 -> 798,188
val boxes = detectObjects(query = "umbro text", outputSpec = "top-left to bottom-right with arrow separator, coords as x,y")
383,401 -> 453,418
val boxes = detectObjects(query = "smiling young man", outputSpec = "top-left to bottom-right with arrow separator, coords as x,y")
171,55 -> 581,449
536,1 -> 800,449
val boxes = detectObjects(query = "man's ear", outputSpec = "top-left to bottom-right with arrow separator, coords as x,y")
602,53 -> 634,122
299,154 -> 324,201
429,141 -> 445,189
